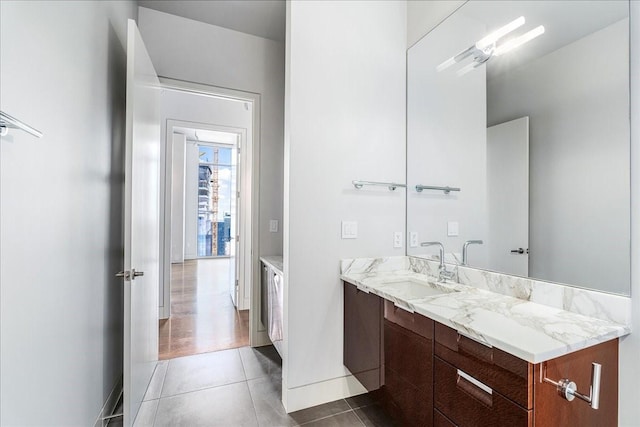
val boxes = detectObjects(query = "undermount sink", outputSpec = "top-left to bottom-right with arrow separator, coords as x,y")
376,278 -> 457,300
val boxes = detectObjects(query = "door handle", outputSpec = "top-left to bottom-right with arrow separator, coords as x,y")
510,248 -> 525,254
116,271 -> 129,279
115,269 -> 144,281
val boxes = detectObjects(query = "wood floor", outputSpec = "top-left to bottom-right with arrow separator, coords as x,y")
159,259 -> 249,360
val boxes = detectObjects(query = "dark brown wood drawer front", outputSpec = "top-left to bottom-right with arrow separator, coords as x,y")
384,299 -> 433,340
434,409 -> 457,427
434,357 -> 531,427
383,319 -> 434,426
434,322 -> 533,409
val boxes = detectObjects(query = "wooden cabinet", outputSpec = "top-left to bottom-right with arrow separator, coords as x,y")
434,322 -> 533,410
382,300 -> 434,427
343,282 -> 384,391
343,281 -> 619,426
434,322 -> 618,427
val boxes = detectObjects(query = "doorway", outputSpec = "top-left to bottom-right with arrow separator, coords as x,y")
157,79 -> 269,360
160,122 -> 246,359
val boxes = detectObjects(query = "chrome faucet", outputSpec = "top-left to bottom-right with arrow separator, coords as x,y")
462,240 -> 483,266
420,241 -> 456,282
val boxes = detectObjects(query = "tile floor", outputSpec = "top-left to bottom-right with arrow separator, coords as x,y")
111,345 -> 395,426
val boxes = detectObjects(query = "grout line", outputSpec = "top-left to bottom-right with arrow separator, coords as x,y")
243,372 -> 262,427
351,407 -> 367,426
150,399 -> 159,427
156,361 -> 169,402
238,346 -> 249,380
158,377 -> 249,400
298,408 -> 356,426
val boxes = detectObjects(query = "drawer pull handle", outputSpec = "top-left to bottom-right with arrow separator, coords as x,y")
394,302 -> 414,313
457,333 -> 493,363
542,362 -> 602,410
457,369 -> 493,407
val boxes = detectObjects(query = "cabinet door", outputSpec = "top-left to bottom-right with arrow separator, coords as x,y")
383,319 -> 434,427
343,282 -> 383,391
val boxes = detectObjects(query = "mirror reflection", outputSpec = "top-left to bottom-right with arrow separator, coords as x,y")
407,0 -> 630,295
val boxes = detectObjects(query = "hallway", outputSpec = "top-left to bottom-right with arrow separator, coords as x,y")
159,259 -> 249,359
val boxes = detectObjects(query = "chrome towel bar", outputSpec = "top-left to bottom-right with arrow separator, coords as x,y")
0,111 -> 43,138
352,180 -> 406,191
415,184 -> 461,194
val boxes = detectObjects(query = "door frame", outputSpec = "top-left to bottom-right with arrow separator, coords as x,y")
158,77 -> 269,347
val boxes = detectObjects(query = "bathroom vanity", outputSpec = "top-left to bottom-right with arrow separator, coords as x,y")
342,258 -> 628,426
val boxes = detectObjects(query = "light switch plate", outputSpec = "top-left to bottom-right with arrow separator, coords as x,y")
269,220 -> 278,233
447,221 -> 459,237
341,221 -> 358,239
393,232 -> 403,248
409,232 -> 419,248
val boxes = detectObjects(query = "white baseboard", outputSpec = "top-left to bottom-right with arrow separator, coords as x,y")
282,375 -> 367,413
94,374 -> 123,427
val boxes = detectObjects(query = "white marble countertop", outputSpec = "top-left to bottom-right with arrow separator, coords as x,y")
261,256 -> 283,276
341,269 -> 630,364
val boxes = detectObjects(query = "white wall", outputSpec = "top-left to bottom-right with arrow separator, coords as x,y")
0,1 -> 137,425
284,0 -> 406,411
171,133 -> 186,263
138,7 -> 285,261
487,19 -> 630,295
406,12 -> 488,266
620,4 -> 640,424
407,0 -> 465,47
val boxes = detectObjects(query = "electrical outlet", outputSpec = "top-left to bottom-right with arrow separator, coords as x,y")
269,220 -> 278,233
341,221 -> 358,239
393,232 -> 403,248
409,232 -> 419,247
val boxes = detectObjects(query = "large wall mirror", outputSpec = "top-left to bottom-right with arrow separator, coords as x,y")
407,0 -> 630,295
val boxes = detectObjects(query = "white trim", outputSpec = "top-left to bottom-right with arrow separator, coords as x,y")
157,77 -> 267,346
281,375 -> 367,413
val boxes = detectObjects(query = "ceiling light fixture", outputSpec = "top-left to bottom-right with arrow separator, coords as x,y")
475,16 -> 525,50
494,25 -> 545,56
436,16 -> 544,75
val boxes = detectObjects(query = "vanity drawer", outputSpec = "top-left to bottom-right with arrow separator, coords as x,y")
434,357 -> 531,427
384,299 -> 433,340
434,409 -> 456,427
434,322 -> 533,409
384,320 -> 433,389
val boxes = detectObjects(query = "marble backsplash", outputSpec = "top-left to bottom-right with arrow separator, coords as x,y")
340,256 -> 632,326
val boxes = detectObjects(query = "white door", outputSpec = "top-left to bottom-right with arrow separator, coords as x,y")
122,19 -> 161,427
487,117 -> 529,276
229,136 -> 240,305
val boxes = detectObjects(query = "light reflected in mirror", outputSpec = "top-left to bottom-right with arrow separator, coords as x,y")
407,0 -> 630,295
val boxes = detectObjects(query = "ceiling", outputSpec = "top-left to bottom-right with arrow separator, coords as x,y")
138,0 -> 286,42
